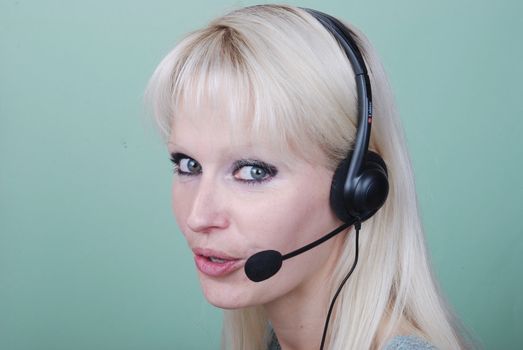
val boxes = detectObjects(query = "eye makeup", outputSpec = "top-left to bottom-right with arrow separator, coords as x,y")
169,152 -> 279,184
232,159 -> 278,184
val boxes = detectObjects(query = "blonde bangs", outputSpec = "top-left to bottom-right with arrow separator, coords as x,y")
169,24 -> 320,159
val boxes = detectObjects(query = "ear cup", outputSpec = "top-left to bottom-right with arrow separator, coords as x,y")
330,151 -> 389,223
353,151 -> 389,216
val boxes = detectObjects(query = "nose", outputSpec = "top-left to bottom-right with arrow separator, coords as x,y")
185,177 -> 230,234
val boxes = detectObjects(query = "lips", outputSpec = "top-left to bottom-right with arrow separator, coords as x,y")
192,248 -> 244,277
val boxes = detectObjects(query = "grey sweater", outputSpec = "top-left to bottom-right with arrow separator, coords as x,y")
268,334 -> 436,350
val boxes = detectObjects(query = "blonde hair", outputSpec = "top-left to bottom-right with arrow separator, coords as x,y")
146,4 -> 470,350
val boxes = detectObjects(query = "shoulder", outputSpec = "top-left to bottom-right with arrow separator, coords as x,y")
383,335 -> 437,350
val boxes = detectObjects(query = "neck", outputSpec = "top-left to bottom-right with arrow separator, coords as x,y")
263,234 -> 346,350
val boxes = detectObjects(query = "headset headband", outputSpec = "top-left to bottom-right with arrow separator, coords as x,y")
303,9 -> 373,207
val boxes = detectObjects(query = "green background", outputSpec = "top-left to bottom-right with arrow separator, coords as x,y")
1,0 -> 522,349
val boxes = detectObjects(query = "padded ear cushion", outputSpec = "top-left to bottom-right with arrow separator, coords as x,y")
330,154 -> 354,223
330,151 -> 388,223
354,151 -> 389,216
365,151 -> 388,175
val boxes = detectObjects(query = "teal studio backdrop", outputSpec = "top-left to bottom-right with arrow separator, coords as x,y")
1,0 -> 522,349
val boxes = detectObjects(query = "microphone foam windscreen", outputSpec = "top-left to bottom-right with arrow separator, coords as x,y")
244,250 -> 283,282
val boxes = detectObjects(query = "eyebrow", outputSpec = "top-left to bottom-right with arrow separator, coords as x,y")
167,142 -> 188,153
166,141 -> 298,169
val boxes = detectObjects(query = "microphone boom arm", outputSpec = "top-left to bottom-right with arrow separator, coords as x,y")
282,222 -> 352,260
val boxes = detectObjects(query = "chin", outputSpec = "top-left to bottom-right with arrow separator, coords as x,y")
197,274 -> 262,310
202,287 -> 252,310
198,278 -> 242,309
206,297 -> 245,310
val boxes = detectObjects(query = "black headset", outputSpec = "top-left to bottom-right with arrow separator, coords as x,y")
303,8 -> 389,224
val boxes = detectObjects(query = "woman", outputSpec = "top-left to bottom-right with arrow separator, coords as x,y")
146,4 -> 470,350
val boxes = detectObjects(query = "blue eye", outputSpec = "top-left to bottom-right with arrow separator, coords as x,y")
235,165 -> 268,181
170,153 -> 201,176
233,160 -> 277,183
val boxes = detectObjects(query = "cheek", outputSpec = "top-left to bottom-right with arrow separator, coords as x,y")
232,182 -> 335,254
171,182 -> 191,234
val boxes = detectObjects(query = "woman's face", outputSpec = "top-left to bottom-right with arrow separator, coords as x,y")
168,103 -> 344,309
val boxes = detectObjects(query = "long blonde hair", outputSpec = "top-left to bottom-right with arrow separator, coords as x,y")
146,4 -> 470,349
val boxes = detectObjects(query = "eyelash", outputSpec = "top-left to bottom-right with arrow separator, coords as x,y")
169,153 -> 278,184
232,159 -> 278,184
